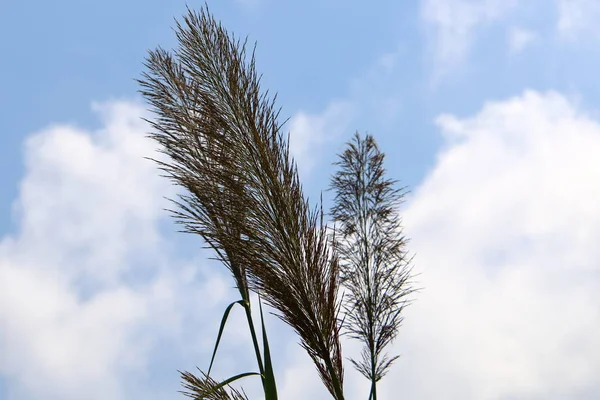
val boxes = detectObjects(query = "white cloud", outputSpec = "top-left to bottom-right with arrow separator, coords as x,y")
386,90 -> 600,399
557,0 -> 600,39
421,0 -> 518,78
508,26 -> 537,53
12,101 -> 167,286
287,101 -> 355,176
275,332 -> 372,400
6,91 -> 600,399
286,49 -> 407,178
0,101 -> 233,400
0,96 -> 371,400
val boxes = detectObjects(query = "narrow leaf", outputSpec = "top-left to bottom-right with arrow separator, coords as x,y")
208,300 -> 245,376
207,372 -> 262,396
259,296 -> 278,400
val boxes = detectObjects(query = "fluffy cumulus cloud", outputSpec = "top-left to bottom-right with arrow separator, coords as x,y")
0,101 -> 235,400
0,95 -> 386,400
387,90 -> 600,399
421,0 -> 518,77
0,98 -> 364,400
4,90 -> 600,399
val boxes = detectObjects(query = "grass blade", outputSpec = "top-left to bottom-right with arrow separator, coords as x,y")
208,300 -> 245,376
209,372 -> 262,395
259,296 -> 278,400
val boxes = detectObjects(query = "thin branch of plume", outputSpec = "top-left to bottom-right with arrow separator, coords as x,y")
180,369 -> 250,400
330,132 -> 416,399
138,5 -> 345,399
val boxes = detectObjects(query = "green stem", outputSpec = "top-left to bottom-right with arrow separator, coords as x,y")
243,300 -> 265,377
323,353 -> 344,400
370,341 -> 377,400
369,376 -> 377,400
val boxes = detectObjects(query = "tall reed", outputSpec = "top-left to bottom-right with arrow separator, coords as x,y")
330,133 -> 415,400
139,5 -> 415,399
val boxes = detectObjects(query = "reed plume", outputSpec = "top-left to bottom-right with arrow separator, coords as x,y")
138,5 -> 344,399
180,369 -> 250,400
330,133 -> 415,400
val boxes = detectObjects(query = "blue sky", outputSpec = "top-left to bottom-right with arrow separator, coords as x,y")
2,1 -> 600,399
